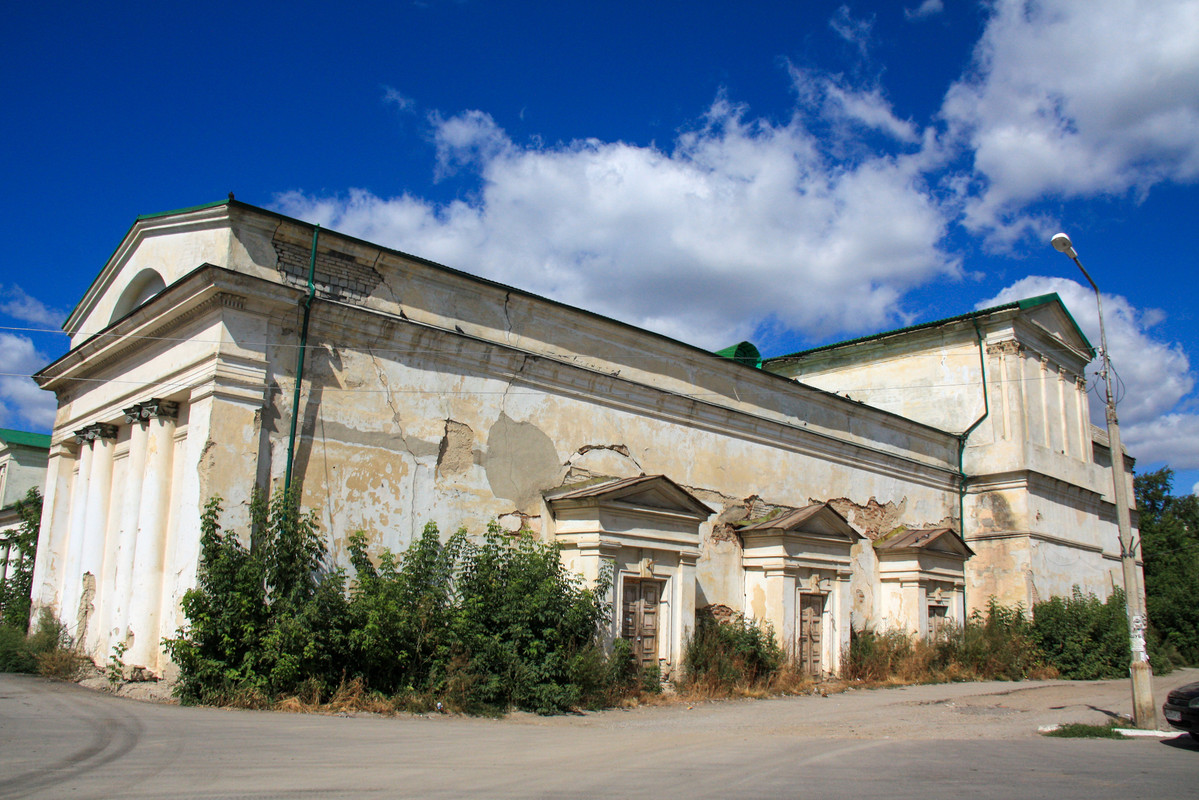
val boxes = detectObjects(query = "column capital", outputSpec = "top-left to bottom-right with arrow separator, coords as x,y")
123,398 -> 179,424
73,423 -> 119,443
986,340 -> 1022,356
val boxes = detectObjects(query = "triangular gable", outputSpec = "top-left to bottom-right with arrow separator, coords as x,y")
875,528 -> 974,558
63,200 -> 245,344
1018,294 -> 1095,359
546,475 -> 713,520
739,502 -> 863,543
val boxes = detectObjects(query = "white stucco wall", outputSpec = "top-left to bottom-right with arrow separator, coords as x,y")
29,201 -> 1136,677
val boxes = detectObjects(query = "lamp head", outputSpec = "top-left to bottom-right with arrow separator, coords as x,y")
1051,232 -> 1078,259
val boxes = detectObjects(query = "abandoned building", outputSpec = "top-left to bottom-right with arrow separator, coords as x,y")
28,199 -> 1137,680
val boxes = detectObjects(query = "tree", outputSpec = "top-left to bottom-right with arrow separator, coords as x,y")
0,488 -> 41,633
1135,468 -> 1199,665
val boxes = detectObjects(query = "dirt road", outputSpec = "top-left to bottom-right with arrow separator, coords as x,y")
1,669 -> 1196,799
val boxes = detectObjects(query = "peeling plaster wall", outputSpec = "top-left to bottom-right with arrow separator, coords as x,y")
31,203 -> 1139,675
771,329 -> 988,434
267,312 -> 960,572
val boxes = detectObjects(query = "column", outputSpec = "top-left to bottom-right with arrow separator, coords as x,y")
77,425 -> 117,653
1040,357 -> 1052,448
126,402 -> 178,670
674,549 -> 700,668
29,442 -> 79,623
1075,377 -> 1090,462
107,405 -> 150,645
60,431 -> 96,634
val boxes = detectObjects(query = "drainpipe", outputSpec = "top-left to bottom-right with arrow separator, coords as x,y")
957,320 -> 990,617
284,225 -> 320,494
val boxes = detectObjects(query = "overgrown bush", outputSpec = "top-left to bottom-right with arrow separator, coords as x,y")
949,599 -> 1043,680
0,609 -> 81,678
681,608 -> 784,694
447,523 -> 616,713
843,628 -> 921,682
844,591 -> 1147,685
166,493 -> 634,714
165,491 -> 347,704
1032,588 -> 1130,679
844,601 -> 1049,684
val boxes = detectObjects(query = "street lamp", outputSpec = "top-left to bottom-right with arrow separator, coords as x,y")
1050,231 -> 1157,729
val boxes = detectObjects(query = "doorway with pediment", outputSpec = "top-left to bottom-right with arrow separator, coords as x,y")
545,475 -> 712,676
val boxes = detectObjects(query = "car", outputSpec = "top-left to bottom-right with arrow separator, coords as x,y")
1162,681 -> 1199,738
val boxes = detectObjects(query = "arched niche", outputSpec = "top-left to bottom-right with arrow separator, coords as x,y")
109,268 -> 167,325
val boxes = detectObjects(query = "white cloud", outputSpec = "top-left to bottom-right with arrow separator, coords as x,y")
383,86 -> 414,112
1192,480 -> 1199,496
905,0 -> 944,21
829,5 -> 874,59
0,333 -> 56,430
1,284 -> 66,327
979,276 -> 1199,469
942,0 -> 1199,243
276,99 -> 957,350
428,109 -> 512,180
789,67 -> 921,144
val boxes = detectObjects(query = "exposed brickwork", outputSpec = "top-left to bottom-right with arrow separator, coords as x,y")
274,236 -> 383,302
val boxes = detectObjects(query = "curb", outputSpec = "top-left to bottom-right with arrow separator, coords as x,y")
1038,724 -> 1181,737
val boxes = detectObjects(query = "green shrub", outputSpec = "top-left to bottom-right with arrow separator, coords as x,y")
0,625 -> 31,672
444,522 -> 615,714
682,608 -> 783,692
0,610 -> 81,678
1032,588 -> 1130,680
950,600 -> 1042,680
167,495 -> 630,714
344,523 -> 460,696
844,601 -> 1047,683
165,490 -> 348,704
843,628 -> 917,682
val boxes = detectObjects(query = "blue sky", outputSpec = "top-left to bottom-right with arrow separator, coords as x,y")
2,0 -> 1198,494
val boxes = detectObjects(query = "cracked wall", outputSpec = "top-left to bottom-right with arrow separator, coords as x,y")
263,313 -> 959,616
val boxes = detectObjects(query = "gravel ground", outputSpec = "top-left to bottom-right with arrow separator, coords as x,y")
490,667 -> 1199,739
3,669 -> 1196,799
84,665 -> 1199,738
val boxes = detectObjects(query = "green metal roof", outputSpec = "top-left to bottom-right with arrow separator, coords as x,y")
0,428 -> 51,449
135,198 -> 230,221
715,341 -> 762,368
763,293 -> 1094,365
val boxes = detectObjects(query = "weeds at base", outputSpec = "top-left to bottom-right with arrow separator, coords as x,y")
1041,721 -> 1128,739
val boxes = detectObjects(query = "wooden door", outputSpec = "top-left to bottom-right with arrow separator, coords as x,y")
928,604 -> 948,639
798,594 -> 824,678
622,579 -> 660,667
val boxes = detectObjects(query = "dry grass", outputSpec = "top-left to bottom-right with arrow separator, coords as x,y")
35,647 -> 85,680
842,627 -> 1059,688
675,662 -> 819,701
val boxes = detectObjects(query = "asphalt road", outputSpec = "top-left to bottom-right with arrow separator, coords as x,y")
1,670 -> 1196,799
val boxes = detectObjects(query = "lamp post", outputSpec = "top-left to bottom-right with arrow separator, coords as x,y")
1050,231 -> 1157,729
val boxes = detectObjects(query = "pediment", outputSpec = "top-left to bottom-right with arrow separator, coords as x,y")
739,503 -> 863,543
1019,295 -> 1095,360
546,475 -> 713,520
874,527 -> 974,558
64,201 -> 266,345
